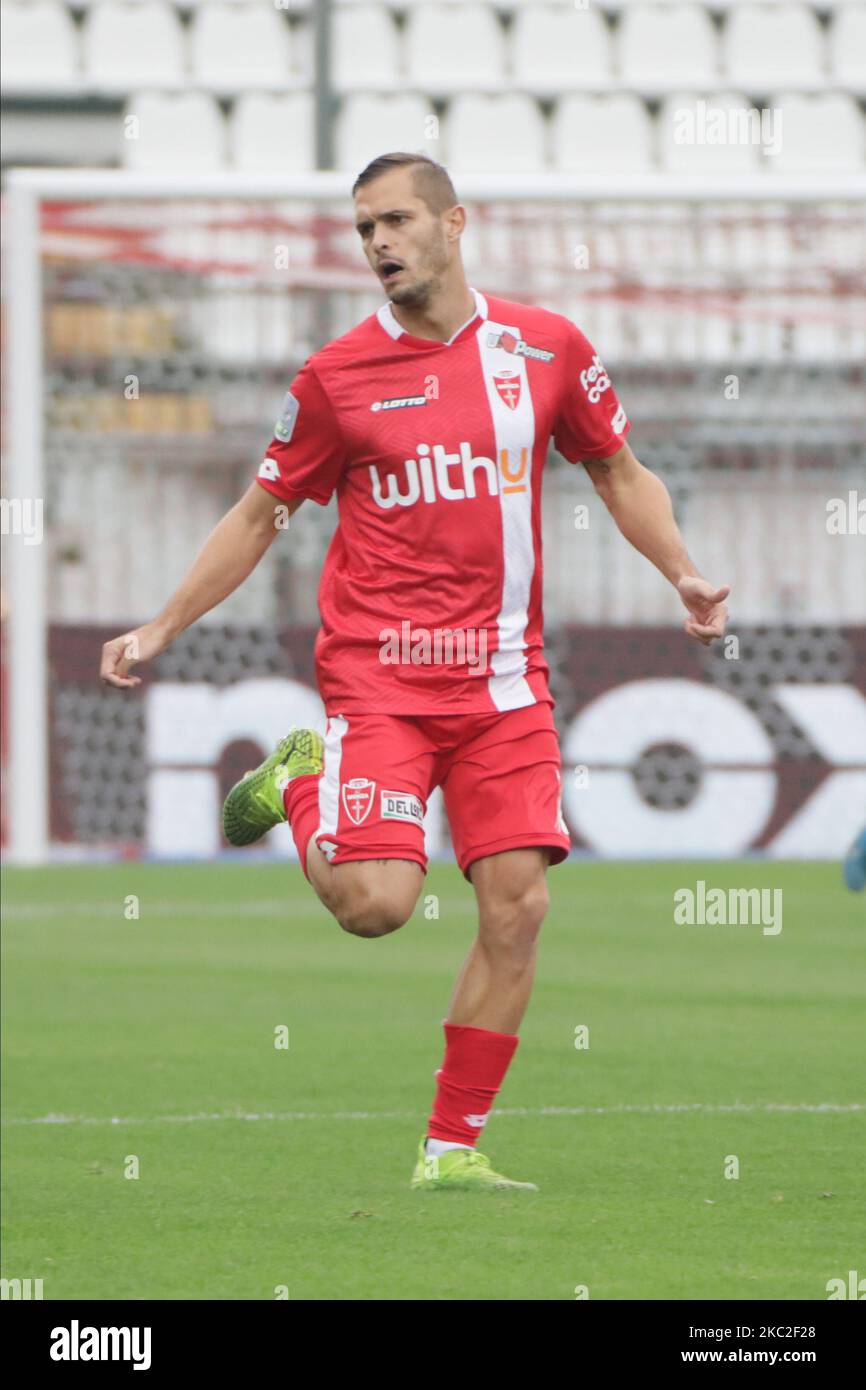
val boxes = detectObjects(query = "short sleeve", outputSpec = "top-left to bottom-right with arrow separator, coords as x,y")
255,362 -> 346,506
553,324 -> 630,463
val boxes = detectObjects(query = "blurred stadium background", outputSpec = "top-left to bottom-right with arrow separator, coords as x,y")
2,0 -> 865,863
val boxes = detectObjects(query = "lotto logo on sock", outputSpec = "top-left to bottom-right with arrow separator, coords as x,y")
463,1113 -> 489,1129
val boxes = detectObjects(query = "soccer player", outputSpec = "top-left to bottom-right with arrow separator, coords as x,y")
101,154 -> 730,1191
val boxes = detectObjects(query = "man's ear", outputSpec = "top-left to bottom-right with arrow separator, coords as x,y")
444,204 -> 467,241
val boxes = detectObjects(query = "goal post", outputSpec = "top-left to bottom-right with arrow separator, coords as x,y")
3,168 -> 865,864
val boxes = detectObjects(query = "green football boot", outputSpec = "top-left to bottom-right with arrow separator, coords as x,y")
410,1138 -> 539,1192
222,728 -> 324,847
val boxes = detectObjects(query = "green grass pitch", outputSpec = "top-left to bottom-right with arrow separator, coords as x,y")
2,860 -> 864,1301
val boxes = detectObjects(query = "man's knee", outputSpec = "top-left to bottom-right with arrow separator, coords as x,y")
335,888 -> 414,939
479,876 -> 550,951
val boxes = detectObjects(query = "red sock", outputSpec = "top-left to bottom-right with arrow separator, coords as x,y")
426,1021 -> 519,1147
282,774 -> 320,879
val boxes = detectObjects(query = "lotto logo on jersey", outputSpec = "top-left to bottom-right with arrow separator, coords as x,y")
492,370 -> 522,411
369,442 -> 530,510
370,395 -> 428,412
341,778 -> 376,825
580,353 -> 611,404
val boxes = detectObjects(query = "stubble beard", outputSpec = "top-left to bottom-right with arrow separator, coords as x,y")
384,227 -> 449,309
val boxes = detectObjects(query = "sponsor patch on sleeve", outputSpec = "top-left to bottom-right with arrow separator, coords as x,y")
274,390 -> 300,442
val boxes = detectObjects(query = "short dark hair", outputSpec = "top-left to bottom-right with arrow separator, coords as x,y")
352,152 -> 458,214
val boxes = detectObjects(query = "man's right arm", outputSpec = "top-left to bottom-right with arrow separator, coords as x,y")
100,483 -> 302,688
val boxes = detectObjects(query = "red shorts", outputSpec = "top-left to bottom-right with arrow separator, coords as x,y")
314,702 -> 572,878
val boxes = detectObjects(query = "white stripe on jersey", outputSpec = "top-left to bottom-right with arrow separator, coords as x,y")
475,316 -> 537,712
318,715 -> 348,848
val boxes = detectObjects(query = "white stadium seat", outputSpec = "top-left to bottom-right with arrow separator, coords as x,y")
405,3 -> 507,92
511,3 -> 613,91
765,92 -> 865,173
122,91 -> 226,169
334,93 -> 433,173
1,0 -> 80,93
190,1 -> 291,90
444,93 -> 547,172
722,4 -> 825,88
83,2 -> 185,90
658,92 -> 761,174
229,92 -> 314,171
617,3 -> 718,89
551,93 -> 654,172
332,4 -> 402,91
829,3 -> 866,86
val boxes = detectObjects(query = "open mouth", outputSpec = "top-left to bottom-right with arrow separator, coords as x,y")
379,260 -> 404,283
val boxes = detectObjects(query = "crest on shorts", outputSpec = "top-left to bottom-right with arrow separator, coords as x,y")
493,370 -> 521,411
341,778 -> 376,825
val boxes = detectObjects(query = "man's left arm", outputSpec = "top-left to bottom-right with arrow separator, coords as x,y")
582,441 -> 730,645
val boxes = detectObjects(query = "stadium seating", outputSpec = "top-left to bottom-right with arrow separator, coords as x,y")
767,91 -> 865,171
551,93 -> 654,172
2,0 -> 865,172
722,3 -> 826,87
829,3 -> 866,85
618,4 -> 718,89
332,4 -> 401,91
189,1 -> 293,90
405,3 -> 507,92
1,0 -> 80,94
334,92 -> 432,172
510,4 -> 614,91
83,2 -> 186,91
657,92 -> 762,172
122,90 -> 226,168
445,93 -> 548,172
230,91 -> 314,171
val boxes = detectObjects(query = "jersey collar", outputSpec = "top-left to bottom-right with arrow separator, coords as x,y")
376,287 -> 488,349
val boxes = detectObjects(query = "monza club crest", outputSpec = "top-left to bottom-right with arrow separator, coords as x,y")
492,370 -> 521,411
341,778 -> 376,825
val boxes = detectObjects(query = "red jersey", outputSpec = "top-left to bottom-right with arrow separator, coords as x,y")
256,289 -> 629,715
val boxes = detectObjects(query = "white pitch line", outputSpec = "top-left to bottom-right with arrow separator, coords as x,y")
2,1102 -> 863,1128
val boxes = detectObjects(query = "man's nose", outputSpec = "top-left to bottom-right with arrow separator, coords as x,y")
371,228 -> 391,255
